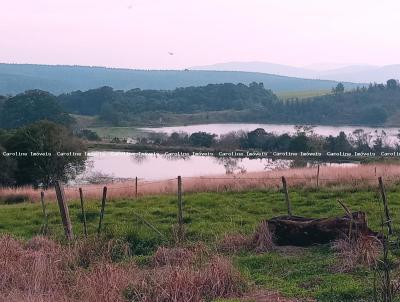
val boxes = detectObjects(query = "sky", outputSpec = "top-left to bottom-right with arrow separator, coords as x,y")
1,0 -> 400,69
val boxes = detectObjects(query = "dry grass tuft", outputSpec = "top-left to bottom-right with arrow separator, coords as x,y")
75,262 -> 134,302
69,237 -> 130,268
152,246 -> 197,266
332,234 -> 382,272
217,221 -> 275,254
251,220 -> 275,253
0,235 -> 246,302
129,255 -> 247,302
152,243 -> 210,267
217,233 -> 252,253
0,235 -> 71,301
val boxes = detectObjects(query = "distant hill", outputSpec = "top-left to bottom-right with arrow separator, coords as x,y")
317,65 -> 400,83
0,63 -> 361,95
192,61 -> 400,83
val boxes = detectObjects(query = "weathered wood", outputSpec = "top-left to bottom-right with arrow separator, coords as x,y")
266,211 -> 379,246
135,177 -> 138,198
54,181 -> 73,241
316,164 -> 320,188
97,186 -> 107,235
79,188 -> 88,237
40,191 -> 48,234
177,176 -> 183,226
281,176 -> 292,216
378,177 -> 393,235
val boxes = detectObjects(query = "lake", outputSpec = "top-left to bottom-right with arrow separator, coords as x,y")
78,151 -> 358,182
82,123 -> 398,182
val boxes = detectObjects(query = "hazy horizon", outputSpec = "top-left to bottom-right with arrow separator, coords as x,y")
2,0 -> 400,69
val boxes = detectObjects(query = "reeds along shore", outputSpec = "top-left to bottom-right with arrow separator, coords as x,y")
1,164 -> 400,203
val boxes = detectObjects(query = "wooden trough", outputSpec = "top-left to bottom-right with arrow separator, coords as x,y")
266,211 -> 380,246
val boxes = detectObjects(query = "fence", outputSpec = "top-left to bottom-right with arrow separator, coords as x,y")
39,171 -> 395,241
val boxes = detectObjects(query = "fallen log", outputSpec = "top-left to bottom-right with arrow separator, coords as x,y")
266,211 -> 380,246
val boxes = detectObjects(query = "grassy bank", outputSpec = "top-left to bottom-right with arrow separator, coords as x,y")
1,187 -> 399,301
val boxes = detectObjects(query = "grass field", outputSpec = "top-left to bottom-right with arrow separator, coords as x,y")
276,90 -> 331,100
1,186 -> 399,301
87,126 -> 149,139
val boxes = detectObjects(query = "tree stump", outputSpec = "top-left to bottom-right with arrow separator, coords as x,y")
266,211 -> 379,246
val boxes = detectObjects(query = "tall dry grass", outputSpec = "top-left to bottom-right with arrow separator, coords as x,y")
0,235 -> 246,302
1,163 -> 400,203
332,234 -> 382,272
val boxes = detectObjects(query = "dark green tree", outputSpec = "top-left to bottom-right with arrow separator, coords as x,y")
189,132 -> 216,148
5,121 -> 87,188
332,83 -> 345,94
387,79 -> 399,90
0,90 -> 73,129
0,145 -> 17,186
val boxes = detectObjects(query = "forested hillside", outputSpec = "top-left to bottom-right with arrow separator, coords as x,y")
57,81 -> 400,126
0,63 -> 361,95
1,81 -> 400,128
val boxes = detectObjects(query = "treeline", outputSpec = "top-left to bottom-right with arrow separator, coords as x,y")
57,83 -> 278,124
57,80 -> 400,126
1,81 -> 400,128
273,81 -> 400,125
138,126 -> 399,153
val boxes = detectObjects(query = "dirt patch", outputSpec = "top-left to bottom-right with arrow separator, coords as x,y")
275,245 -> 308,257
242,290 -> 315,302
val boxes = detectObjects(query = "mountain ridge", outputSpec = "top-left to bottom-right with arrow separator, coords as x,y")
0,63 -> 362,95
191,61 -> 400,83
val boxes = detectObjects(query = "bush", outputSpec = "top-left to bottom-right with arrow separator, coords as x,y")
1,194 -> 29,204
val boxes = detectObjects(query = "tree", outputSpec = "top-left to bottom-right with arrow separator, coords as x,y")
387,79 -> 399,90
289,134 -> 309,152
247,128 -> 268,149
5,121 -> 87,188
189,132 -> 216,147
332,83 -> 345,94
0,145 -> 17,186
0,90 -> 73,129
325,132 -> 352,152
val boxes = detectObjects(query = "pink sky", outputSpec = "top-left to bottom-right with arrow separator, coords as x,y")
1,0 -> 400,69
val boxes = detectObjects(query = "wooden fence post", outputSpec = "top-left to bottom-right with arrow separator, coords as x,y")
40,191 -> 48,232
54,181 -> 74,241
79,188 -> 88,237
281,176 -> 292,217
378,177 -> 393,235
97,186 -> 107,235
135,177 -> 138,199
177,176 -> 183,226
316,164 -> 320,188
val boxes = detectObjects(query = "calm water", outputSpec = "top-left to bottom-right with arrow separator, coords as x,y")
140,123 -> 400,145
79,151 -> 358,182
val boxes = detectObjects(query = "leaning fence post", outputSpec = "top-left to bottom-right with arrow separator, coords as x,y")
40,191 -> 48,232
177,176 -> 183,226
316,164 -> 320,188
281,176 -> 292,217
135,177 -> 138,199
378,177 -> 393,235
54,181 -> 74,241
97,186 -> 108,235
79,188 -> 88,237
